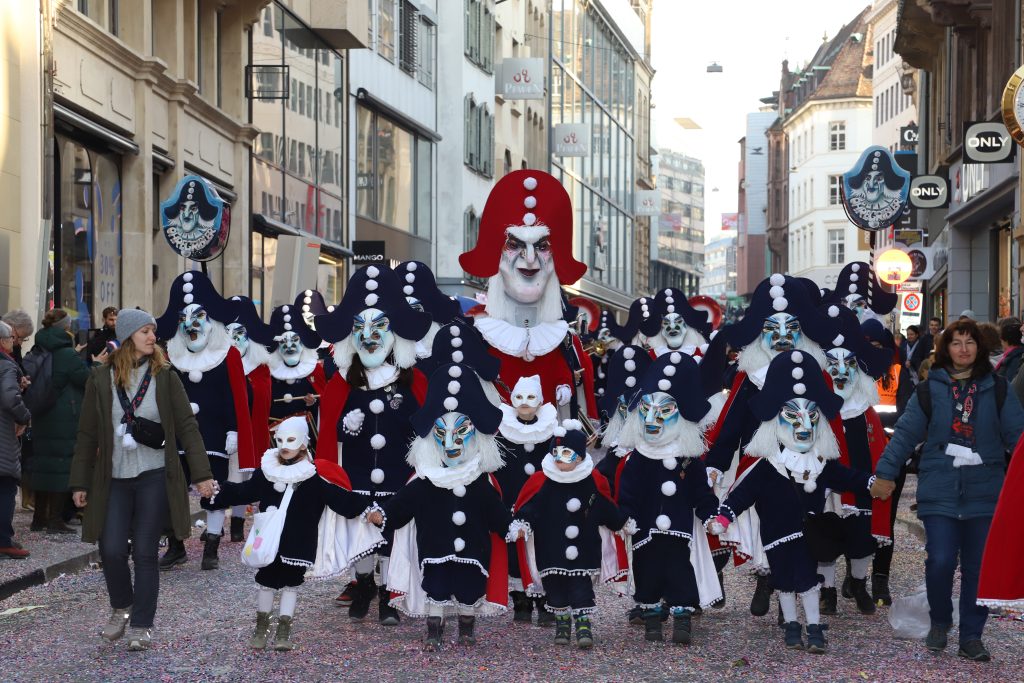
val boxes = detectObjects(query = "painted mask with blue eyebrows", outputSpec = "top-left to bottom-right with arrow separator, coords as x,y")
433,413 -> 477,467
351,307 -> 394,368
761,313 -> 801,356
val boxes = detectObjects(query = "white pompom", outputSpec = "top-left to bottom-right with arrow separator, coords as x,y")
791,367 -> 804,380
667,305 -> 676,313
448,366 -> 462,378
772,297 -> 788,312
122,431 -> 138,451
452,511 -> 467,526
366,266 -> 379,278
283,323 -> 292,331
370,468 -> 385,484
283,393 -> 294,403
641,305 -> 649,313
565,545 -> 579,561
848,284 -> 858,294
523,176 -> 538,191
622,348 -> 636,360
803,480 -> 817,493
791,351 -> 804,363
405,273 -> 416,284
565,525 -> 580,539
182,282 -> 194,293
283,314 -> 292,322
444,397 -> 459,411
364,293 -> 379,307
370,434 -> 386,450
669,352 -> 682,364
274,482 -> 287,492
828,305 -> 840,318
454,537 -> 466,552
769,273 -> 786,286
850,274 -> 859,283
658,379 -> 672,391
833,335 -> 845,347
563,419 -> 583,431
190,402 -> 200,415
523,462 -> 536,475
452,351 -> 464,363
451,338 -> 463,348
769,286 -> 785,299
625,377 -> 636,388
453,485 -> 467,498
183,272 -> 194,282
407,262 -> 418,272
793,383 -> 806,395
282,305 -> 290,313
661,480 -> 677,497
553,426 -> 567,438
450,326 -> 461,338
566,497 -> 581,512
524,443 -> 535,453
327,306 -> 335,313
656,514 -> 672,531
662,457 -> 678,470
369,399 -> 385,414
183,293 -> 194,305
524,196 -> 537,209
523,212 -> 537,225
624,360 -> 636,372
302,306 -> 310,313
851,263 -> 861,272
447,381 -> 461,395
365,279 -> 379,291
664,366 -> 676,377
403,285 -> 415,296
188,370 -> 203,384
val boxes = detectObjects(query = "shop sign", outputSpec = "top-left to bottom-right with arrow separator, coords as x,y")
635,190 -> 661,216
909,174 -> 949,208
900,124 -> 919,149
894,229 -> 924,246
963,121 -> 1015,164
159,175 -> 230,261
898,242 -> 936,280
960,163 -> 990,204
841,146 -> 911,231
352,240 -> 386,264
498,58 -> 544,100
553,123 -> 590,157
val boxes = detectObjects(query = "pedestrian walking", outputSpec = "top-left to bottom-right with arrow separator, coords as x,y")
69,309 -> 216,651
0,320 -> 31,559
872,319 -> 1024,662
3,310 -> 35,511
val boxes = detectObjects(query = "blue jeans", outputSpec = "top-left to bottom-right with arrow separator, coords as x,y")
921,515 -> 991,643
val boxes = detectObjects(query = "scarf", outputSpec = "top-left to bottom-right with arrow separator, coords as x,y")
947,374 -> 982,467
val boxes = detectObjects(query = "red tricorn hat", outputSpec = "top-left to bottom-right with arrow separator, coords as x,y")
459,169 -> 587,284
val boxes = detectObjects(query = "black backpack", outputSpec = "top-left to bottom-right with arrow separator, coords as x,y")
21,346 -> 57,416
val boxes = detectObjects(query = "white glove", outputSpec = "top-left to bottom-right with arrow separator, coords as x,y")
342,409 -> 365,436
225,431 -> 238,455
706,467 -> 723,488
555,384 -> 573,406
707,520 -> 726,536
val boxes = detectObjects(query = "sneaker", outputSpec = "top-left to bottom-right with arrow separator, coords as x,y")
334,581 -> 357,606
101,608 -> 132,641
925,623 -> 950,652
958,640 -> 991,662
126,627 -> 152,651
0,545 -> 30,559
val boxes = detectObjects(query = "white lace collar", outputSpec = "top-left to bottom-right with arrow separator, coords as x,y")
498,403 -> 557,444
268,348 -> 319,381
653,344 -> 699,358
365,363 -> 400,391
766,447 -> 827,492
474,317 -> 569,360
839,396 -> 871,420
167,330 -> 231,377
260,449 -> 317,489
417,456 -> 486,490
748,363 -> 770,389
541,453 -> 594,483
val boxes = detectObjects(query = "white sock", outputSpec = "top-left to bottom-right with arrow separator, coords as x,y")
800,588 -> 821,625
427,603 -> 444,618
379,557 -> 390,585
779,592 -> 798,622
818,562 -> 837,588
457,604 -> 475,617
206,509 -> 226,536
355,555 -> 375,575
257,587 -> 275,613
850,556 -> 872,580
279,588 -> 298,617
231,505 -> 247,519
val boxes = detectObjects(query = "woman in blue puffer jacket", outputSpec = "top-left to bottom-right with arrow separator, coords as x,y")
873,320 -> 1024,663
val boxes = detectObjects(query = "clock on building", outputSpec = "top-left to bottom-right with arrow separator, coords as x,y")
1001,64 -> 1024,147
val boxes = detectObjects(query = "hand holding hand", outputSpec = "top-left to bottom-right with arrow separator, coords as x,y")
870,477 -> 897,500
342,409 -> 365,435
366,510 -> 384,527
18,376 -> 30,391
15,424 -> 26,438
72,490 -> 88,508
195,479 -> 217,499
555,384 -> 573,406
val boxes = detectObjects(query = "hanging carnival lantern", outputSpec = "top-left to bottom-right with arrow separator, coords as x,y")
159,175 -> 230,261
841,146 -> 911,231
875,248 -> 913,286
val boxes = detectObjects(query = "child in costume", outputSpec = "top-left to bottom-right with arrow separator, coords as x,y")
708,350 -> 879,654
509,422 -> 630,648
616,352 -> 724,644
205,417 -> 384,650
366,363 -> 510,650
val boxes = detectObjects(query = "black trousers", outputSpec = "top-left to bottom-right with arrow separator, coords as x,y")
98,468 -> 168,628
0,476 -> 17,547
632,535 -> 699,610
540,574 -> 596,614
873,464 -> 907,576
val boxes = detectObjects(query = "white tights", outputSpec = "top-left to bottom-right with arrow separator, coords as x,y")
256,587 -> 299,617
779,588 -> 821,625
206,509 -> 225,536
427,603 -> 474,618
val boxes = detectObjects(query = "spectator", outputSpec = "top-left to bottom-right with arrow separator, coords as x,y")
905,325 -> 924,382
70,309 -> 215,651
872,320 -> 1024,662
0,321 -> 31,558
3,309 -> 35,512
960,309 -> 977,321
893,331 -> 908,366
911,318 -> 940,376
978,323 -> 1002,367
86,307 -> 119,359
30,309 -> 95,534
994,317 -> 1024,383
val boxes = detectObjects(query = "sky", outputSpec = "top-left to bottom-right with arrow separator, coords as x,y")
650,0 -> 875,243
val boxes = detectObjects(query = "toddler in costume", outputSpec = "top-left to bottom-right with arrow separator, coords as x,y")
206,416 -> 384,650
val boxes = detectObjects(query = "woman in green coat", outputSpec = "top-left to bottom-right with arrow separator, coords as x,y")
29,309 -> 94,533
70,309 -> 215,652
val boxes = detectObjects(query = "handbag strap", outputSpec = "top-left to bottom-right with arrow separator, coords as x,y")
115,367 -> 153,424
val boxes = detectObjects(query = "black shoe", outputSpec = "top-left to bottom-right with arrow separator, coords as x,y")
554,614 -> 571,645
783,621 -> 804,649
925,623 -> 950,652
199,530 -> 208,543
750,574 -> 773,616
643,610 -> 663,642
628,605 -> 644,625
575,615 -> 594,649
159,538 -> 187,570
424,616 -> 443,651
871,573 -> 891,607
46,521 -> 77,535
230,516 -> 245,543
841,561 -> 853,599
849,577 -> 876,614
457,615 -> 476,645
535,598 -> 555,626
671,611 -> 692,645
710,571 -> 726,609
348,573 -> 376,621
200,533 -> 221,570
378,586 -> 400,625
958,639 -> 991,662
806,623 -> 828,654
819,587 -> 838,615
511,591 -> 532,623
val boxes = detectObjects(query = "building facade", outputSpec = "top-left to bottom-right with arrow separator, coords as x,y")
735,111 -> 775,296
651,149 -> 704,295
704,231 -> 737,298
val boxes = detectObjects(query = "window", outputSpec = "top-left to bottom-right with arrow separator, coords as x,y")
379,0 -> 395,61
463,208 -> 484,284
464,0 -> 494,73
828,175 -> 842,205
829,121 -> 846,151
418,18 -> 435,88
828,228 -> 845,265
464,95 -> 494,177
399,1 -> 418,75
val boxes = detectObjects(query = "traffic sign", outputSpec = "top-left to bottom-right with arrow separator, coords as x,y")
904,293 -> 921,312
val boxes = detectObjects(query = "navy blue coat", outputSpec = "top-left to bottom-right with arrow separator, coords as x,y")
174,365 -> 236,454
704,376 -> 759,472
493,435 -> 550,508
336,384 -> 420,495
269,375 -> 319,421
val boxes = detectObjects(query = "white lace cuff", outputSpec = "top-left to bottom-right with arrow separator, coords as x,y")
618,517 -> 638,537
361,502 -> 386,531
506,519 -> 532,542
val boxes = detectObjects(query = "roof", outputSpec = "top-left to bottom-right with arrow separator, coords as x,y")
785,5 -> 873,114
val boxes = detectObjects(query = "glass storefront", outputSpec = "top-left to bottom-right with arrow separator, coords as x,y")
550,1 -> 635,293
52,135 -> 122,332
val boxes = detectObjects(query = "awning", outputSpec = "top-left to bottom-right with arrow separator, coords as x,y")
355,88 -> 441,142
252,213 -> 354,257
53,102 -> 139,155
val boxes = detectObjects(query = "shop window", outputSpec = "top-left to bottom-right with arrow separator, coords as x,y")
356,105 -> 429,235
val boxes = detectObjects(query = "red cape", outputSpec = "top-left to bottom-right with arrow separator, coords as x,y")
838,407 -> 892,544
225,346 -> 257,471
978,433 -> 1024,608
248,364 -> 272,455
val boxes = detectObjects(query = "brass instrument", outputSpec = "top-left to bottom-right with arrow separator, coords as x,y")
582,338 -> 610,357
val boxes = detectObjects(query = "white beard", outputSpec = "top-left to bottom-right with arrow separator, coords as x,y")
744,418 -> 840,462
406,432 -> 504,475
416,321 -> 442,359
602,411 -> 628,448
331,336 -> 418,377
836,370 -> 880,419
737,336 -> 826,378
484,273 -> 563,326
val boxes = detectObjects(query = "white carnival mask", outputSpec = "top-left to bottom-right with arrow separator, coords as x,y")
178,303 -> 212,353
432,412 -> 478,467
274,416 -> 309,459
226,322 -> 249,357
498,227 -> 555,305
844,294 -> 872,323
661,312 -> 686,349
777,398 -> 820,453
511,375 -> 543,420
825,348 -> 858,401
351,307 -> 394,369
277,331 -> 303,367
638,391 -> 681,446
761,312 -> 802,356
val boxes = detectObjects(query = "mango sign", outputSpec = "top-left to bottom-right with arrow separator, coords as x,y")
875,249 -> 913,285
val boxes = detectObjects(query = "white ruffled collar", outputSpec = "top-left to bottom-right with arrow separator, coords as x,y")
748,363 -> 770,390
365,363 -> 400,390
498,403 -> 557,444
417,456 -> 486,490
268,348 -> 319,381
474,317 -> 568,360
635,438 -> 703,461
260,449 -> 317,490
541,453 -> 594,483
653,344 -> 699,358
766,447 -> 827,492
839,396 -> 871,420
167,329 -> 231,375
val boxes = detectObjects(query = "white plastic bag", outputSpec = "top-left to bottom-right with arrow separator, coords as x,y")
888,584 -> 959,640
241,485 -> 294,568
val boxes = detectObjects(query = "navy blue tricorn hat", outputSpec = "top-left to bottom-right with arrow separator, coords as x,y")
418,319 -> 502,383
630,351 -> 711,423
599,344 -> 653,416
748,350 -> 843,422
227,295 -> 276,347
314,265 -> 432,343
726,274 -> 837,351
396,261 -> 461,325
155,271 -> 234,340
411,363 -> 503,438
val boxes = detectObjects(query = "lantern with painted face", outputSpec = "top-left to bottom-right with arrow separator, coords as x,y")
178,303 -> 213,353
351,307 -> 394,369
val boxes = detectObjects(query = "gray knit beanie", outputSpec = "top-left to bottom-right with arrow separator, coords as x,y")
116,308 -> 157,343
